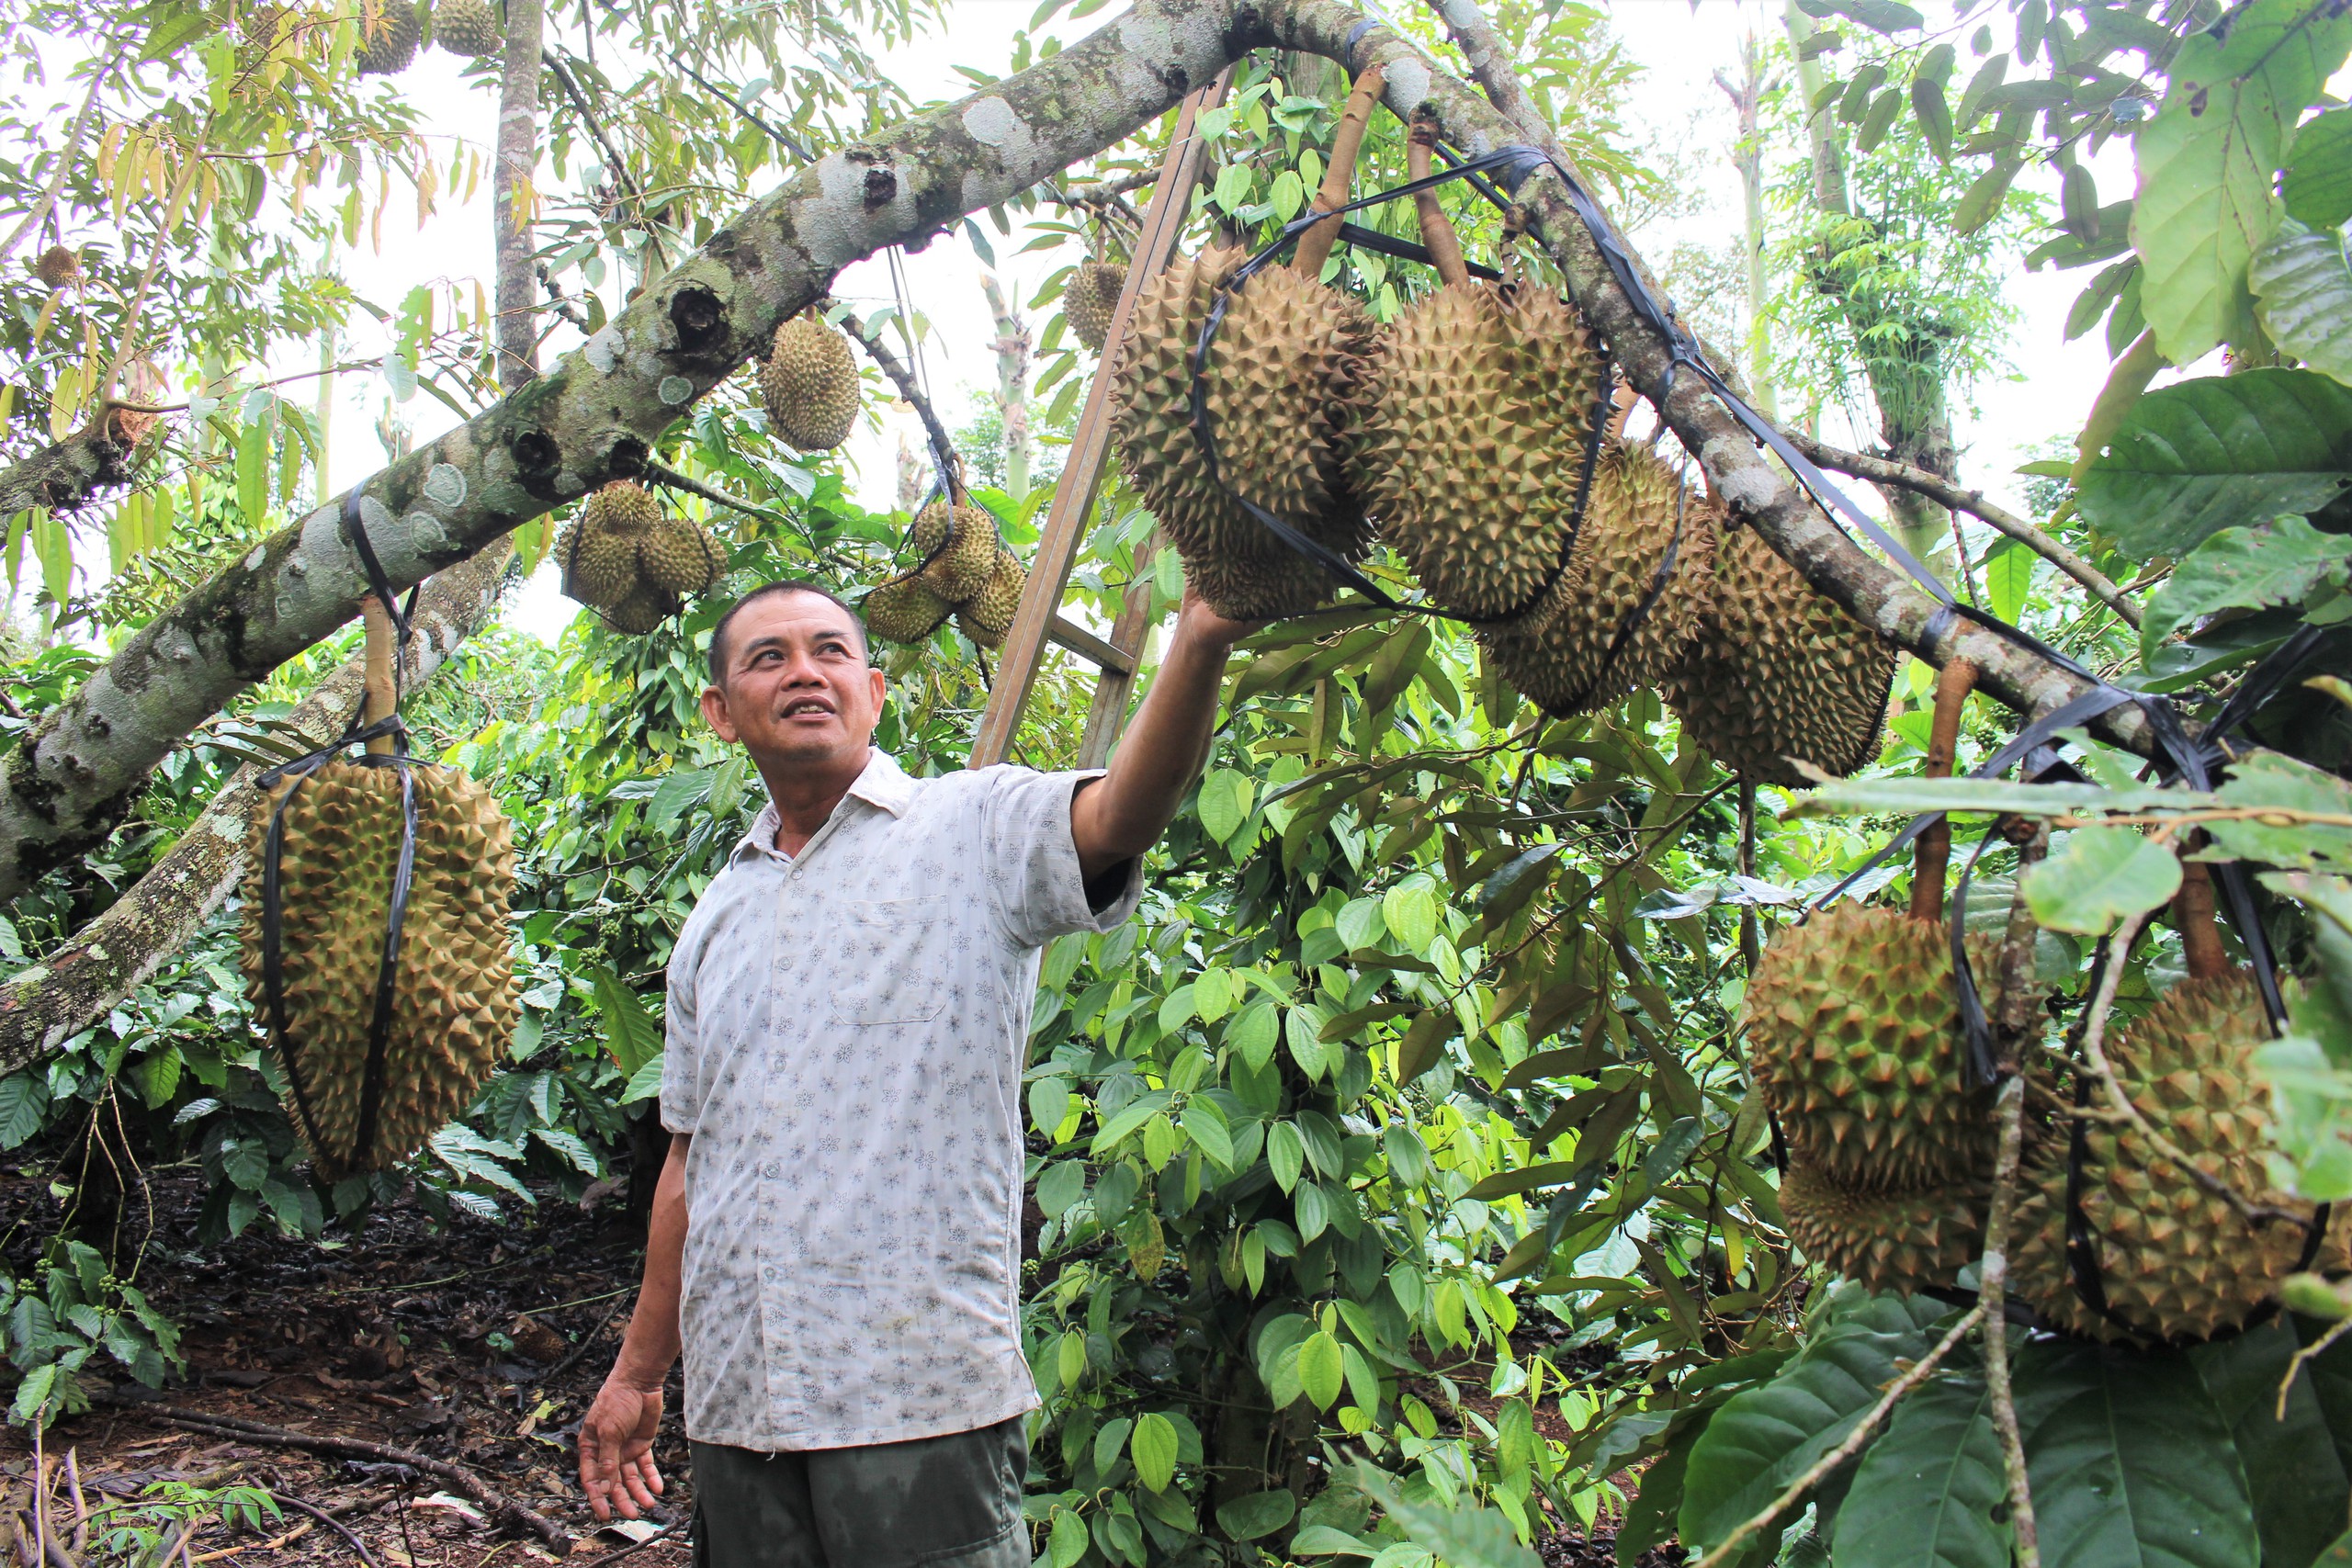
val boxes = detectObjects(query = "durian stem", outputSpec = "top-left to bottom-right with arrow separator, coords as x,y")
1737,781 -> 1760,976
1405,109 -> 1471,289
1690,1301 -> 1987,1568
1979,1072 -> 2041,1568
2173,846 -> 2230,981
1992,820 -> 2047,1052
1908,659 -> 1977,922
360,594 -> 396,756
1292,62 -> 1385,279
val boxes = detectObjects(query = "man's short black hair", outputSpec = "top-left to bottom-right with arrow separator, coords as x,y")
707,581 -> 868,685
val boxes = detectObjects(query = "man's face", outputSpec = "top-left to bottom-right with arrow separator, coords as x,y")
698,592 -> 886,771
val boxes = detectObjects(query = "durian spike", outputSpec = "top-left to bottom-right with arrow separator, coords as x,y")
1603,380 -> 1638,441
360,594 -> 397,757
2173,847 -> 2231,980
1293,62 -> 1386,278
1405,109 -> 1471,289
1908,659 -> 1979,922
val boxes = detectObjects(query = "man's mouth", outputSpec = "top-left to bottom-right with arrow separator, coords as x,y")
781,698 -> 834,719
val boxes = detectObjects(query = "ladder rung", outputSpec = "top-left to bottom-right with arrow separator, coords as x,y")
1048,615 -> 1136,678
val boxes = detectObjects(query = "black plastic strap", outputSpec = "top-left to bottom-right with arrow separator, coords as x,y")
1332,220 -> 1503,281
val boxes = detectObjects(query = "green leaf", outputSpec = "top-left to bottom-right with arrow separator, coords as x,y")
2014,1338 -> 2258,1568
1028,1075 -> 1072,1134
1832,1371 -> 2008,1568
1382,875 -> 1440,953
1952,155 -> 2022,235
1214,1490 -> 1297,1541
1290,1524 -> 1379,1556
592,967 -> 662,1077
1984,539 -> 2036,625
0,1074 -> 50,1150
1299,1330 -> 1345,1409
620,1053 -> 664,1105
2252,219 -> 2352,387
1035,1159 -> 1085,1218
1197,768 -> 1254,843
2209,752 -> 2352,873
2190,1319 -> 2352,1568
1268,1121 -> 1305,1191
1349,1462 -> 1542,1568
2022,826 -> 2184,935
1131,1411 -> 1179,1492
2141,515 -> 2352,659
1048,1506 -> 1089,1568
1181,1100 -> 1234,1169
2076,370 -> 2352,558
2285,107 -> 2352,229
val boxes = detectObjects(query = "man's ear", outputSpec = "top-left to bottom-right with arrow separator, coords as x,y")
866,664 -> 887,715
699,683 -> 739,742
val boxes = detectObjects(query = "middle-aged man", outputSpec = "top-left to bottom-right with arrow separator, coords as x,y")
576,578 -> 1257,1566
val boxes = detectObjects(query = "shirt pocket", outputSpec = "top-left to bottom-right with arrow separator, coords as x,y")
827,896 -> 952,1025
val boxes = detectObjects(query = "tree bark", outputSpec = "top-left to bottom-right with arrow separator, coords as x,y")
0,420 -> 141,517
494,0 -> 547,387
0,545 -> 514,1073
979,274 -> 1033,502
0,0 -> 2166,910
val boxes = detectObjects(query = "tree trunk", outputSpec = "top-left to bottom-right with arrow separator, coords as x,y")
1714,34 -> 1777,423
494,0 -> 547,387
979,274 -> 1032,502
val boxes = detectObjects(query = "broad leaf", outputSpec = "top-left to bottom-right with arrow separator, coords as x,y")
1214,1490 -> 1296,1541
2141,515 -> 2352,659
1130,1411 -> 1179,1492
1832,1369 -> 2007,1568
2014,1338 -> 2257,1568
2076,370 -> 2352,558
2207,753 -> 2352,874
2022,826 -> 2183,935
2189,1319 -> 2351,1568
2285,107 -> 2352,229
2252,220 -> 2352,387
593,967 -> 662,1077
1350,1463 -> 1542,1568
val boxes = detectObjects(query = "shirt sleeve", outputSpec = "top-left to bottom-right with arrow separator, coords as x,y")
979,764 -> 1145,951
659,930 -> 703,1135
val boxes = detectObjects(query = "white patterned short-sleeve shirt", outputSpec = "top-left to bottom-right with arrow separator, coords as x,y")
660,749 -> 1141,1452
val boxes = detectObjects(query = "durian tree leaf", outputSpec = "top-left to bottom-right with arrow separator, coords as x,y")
2251,220 -> 2352,387
2022,826 -> 2183,935
2141,515 -> 2352,660
2013,1337 -> 2258,1568
2247,1035 -> 2352,1200
1347,1462 -> 1542,1568
2076,370 -> 2352,558
2284,107 -> 2352,229
2188,1318 -> 2352,1568
1678,1291 -> 1951,1555
2208,753 -> 2352,874
1794,776 -> 2194,820
1830,1369 -> 2007,1568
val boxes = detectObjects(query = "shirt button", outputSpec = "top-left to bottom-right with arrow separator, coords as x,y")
790,869 -> 803,882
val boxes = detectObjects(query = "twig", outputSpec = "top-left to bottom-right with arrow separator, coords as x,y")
0,37 -> 122,266
1980,1074 -> 2040,1568
1786,433 -> 2139,629
673,57 -> 812,163
540,50 -> 666,268
1691,1303 -> 1987,1568
61,1455 -> 82,1559
109,1404 -> 569,1551
639,459 -> 794,530
266,1494 -> 383,1568
828,299 -> 961,498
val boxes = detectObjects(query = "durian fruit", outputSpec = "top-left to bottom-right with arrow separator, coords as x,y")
957,548 -> 1025,649
1660,517 -> 1897,786
2014,971 -> 2313,1343
1352,280 -> 1604,619
1781,1154 -> 1987,1297
641,516 -> 724,596
1477,441 -> 1718,716
1742,901 -> 2007,1192
242,761 -> 517,1181
432,0 -> 502,56
604,584 -> 677,636
356,0 -> 421,74
35,246 -> 78,289
759,311 -> 860,451
1109,247 -> 1379,619
912,499 -> 1000,603
1065,259 -> 1125,354
557,482 -> 660,610
864,574 -> 951,645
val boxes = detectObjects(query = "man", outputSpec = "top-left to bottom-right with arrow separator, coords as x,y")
577,580 -> 1255,1567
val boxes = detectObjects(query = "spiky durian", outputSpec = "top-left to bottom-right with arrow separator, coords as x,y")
431,0 -> 502,55
1742,902 -> 2007,1192
863,574 -> 951,645
956,548 -> 1024,649
912,501 -> 999,604
604,584 -> 676,635
35,246 -> 79,289
582,479 -> 661,536
1781,1155 -> 1987,1298
356,0 -> 420,74
1477,441 -> 1716,716
759,312 -> 860,451
2014,972 -> 2315,1343
1109,246 -> 1377,619
1661,516 -> 1896,786
242,761 -> 516,1181
641,516 -> 724,597
1066,260 -> 1126,354
1351,281 -> 1605,619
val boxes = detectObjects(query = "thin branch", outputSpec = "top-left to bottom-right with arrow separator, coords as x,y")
0,39 -> 122,267
641,457 -> 796,529
673,57 -> 814,162
1788,432 -> 2139,629
1691,1303 -> 1988,1568
1982,1074 -> 2040,1568
1053,168 -> 1156,205
829,299 -> 961,499
541,48 -> 668,269
266,1495 -> 383,1568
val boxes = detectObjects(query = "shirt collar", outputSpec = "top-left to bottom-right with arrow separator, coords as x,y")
731,749 -> 912,863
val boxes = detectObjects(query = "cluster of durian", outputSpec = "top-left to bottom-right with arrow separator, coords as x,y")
241,761 -> 518,1181
1750,876 -> 2324,1342
863,498 -> 1026,649
758,310 -> 861,453
554,480 -> 727,634
348,0 -> 502,74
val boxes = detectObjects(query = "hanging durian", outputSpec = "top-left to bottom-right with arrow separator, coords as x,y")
604,584 -> 676,636
1781,1155 -> 1988,1297
242,598 -> 516,1182
432,0 -> 503,56
912,497 -> 1001,603
356,0 -> 421,74
1660,515 -> 1896,786
1352,113 -> 1607,621
759,310 -> 860,451
1476,440 -> 1718,716
863,573 -> 951,645
956,548 -> 1026,649
641,515 -> 725,596
1065,258 -> 1125,355
35,246 -> 79,289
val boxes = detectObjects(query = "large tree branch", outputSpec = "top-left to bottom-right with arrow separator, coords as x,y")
0,418 -> 143,516
0,3 -> 1242,902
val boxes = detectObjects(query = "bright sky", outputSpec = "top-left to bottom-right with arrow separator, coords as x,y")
274,1 -> 2186,642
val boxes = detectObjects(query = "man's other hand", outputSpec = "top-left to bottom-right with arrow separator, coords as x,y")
578,1373 -> 667,1521
1172,586 -> 1265,649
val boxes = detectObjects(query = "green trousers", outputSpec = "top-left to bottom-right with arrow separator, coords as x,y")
689,1418 -> 1029,1568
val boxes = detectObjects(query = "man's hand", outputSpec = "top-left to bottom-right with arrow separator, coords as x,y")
1171,586 -> 1265,651
578,1372 -> 666,1521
